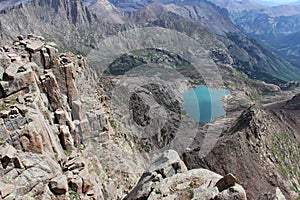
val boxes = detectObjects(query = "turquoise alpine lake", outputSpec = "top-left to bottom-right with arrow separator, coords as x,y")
182,85 -> 230,122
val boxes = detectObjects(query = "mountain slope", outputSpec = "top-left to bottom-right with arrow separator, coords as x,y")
111,0 -> 300,82
208,0 -> 300,71
0,0 -> 29,10
207,0 -> 266,12
109,0 -> 153,12
0,33 -> 108,199
88,0 -> 124,23
232,11 -> 300,69
0,0 -> 132,55
183,100 -> 300,199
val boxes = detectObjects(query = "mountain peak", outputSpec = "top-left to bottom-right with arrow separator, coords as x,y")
88,0 -> 123,23
207,0 -> 266,12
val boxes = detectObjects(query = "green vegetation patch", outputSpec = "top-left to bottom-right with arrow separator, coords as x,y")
0,98 -> 18,111
271,131 -> 300,197
69,186 -> 80,200
105,48 -> 191,75
64,149 -> 72,157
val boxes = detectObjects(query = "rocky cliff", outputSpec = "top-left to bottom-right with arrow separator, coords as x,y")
125,150 -> 247,200
0,34 -> 109,199
183,103 -> 300,199
208,0 -> 300,70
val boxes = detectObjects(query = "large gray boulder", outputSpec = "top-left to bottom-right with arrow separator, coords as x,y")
125,150 -> 247,200
0,182 -> 15,198
4,63 -> 21,80
49,175 -> 68,195
26,40 -> 44,52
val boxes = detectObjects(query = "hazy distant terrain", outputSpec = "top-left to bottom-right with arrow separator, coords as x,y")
207,0 -> 300,71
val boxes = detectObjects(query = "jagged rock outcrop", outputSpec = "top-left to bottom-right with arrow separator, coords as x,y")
125,150 -> 247,200
283,93 -> 300,110
0,34 -> 106,199
88,0 -> 124,23
183,104 -> 300,199
0,0 -> 101,55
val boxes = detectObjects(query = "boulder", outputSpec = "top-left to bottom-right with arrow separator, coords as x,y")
0,144 -> 17,159
7,53 -> 22,62
72,100 -> 85,120
125,150 -> 188,199
147,149 -> 188,177
42,72 -> 63,110
23,61 -> 39,72
13,156 -> 23,168
27,33 -> 37,39
69,176 -> 83,194
274,188 -> 286,200
125,150 -> 247,200
0,182 -> 15,198
64,171 -> 74,182
259,187 -> 286,200
55,109 -> 77,137
0,66 -> 4,80
215,184 -> 247,200
59,125 -> 74,150
64,156 -> 85,171
1,70 -> 36,97
19,128 -> 44,154
0,145 -> 17,169
30,51 -> 43,68
46,42 -> 58,48
20,53 -> 30,63
215,173 -> 237,192
78,119 -> 90,140
0,110 -> 10,118
10,107 -> 19,115
55,110 -> 68,125
26,40 -> 44,52
45,44 -> 59,61
0,52 -> 11,71
4,63 -> 21,80
41,47 -> 51,69
86,110 -> 106,131
52,64 -> 79,104
17,35 -> 24,41
49,175 -> 68,195
78,167 -> 92,193
0,81 -> 9,98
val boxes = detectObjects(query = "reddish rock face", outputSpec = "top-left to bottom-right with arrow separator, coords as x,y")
49,174 -> 69,195
0,35 -> 105,199
183,104 -> 300,200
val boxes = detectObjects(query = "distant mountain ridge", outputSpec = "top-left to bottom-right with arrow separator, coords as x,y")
0,0 -> 28,10
233,8 -> 300,70
288,0 -> 300,5
110,0 -> 300,82
1,0 -> 299,83
207,0 -> 300,72
254,0 -> 300,6
207,0 -> 266,11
